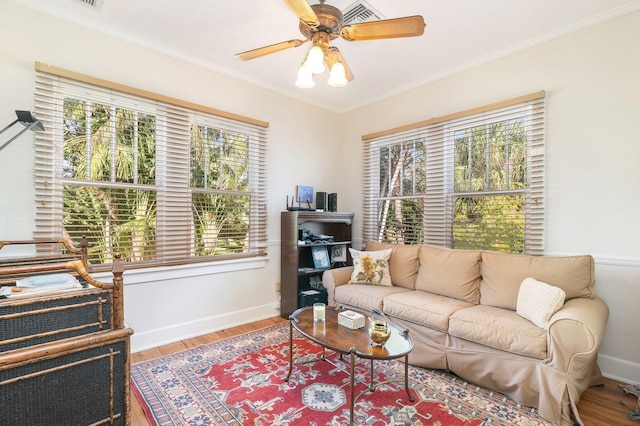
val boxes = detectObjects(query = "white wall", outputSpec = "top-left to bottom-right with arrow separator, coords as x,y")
0,1 -> 345,352
342,11 -> 640,383
1,1 -> 639,384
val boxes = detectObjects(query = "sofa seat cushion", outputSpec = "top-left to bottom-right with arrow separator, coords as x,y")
480,251 -> 595,310
364,241 -> 420,289
449,305 -> 548,359
415,245 -> 482,304
383,290 -> 475,333
334,283 -> 410,311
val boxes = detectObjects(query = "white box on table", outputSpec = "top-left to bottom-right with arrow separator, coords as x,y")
338,310 -> 366,330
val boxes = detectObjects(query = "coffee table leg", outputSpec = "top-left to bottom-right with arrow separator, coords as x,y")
285,319 -> 294,382
349,349 -> 356,425
404,354 -> 414,401
369,359 -> 375,391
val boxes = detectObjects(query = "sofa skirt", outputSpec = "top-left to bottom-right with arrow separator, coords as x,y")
389,314 -> 598,426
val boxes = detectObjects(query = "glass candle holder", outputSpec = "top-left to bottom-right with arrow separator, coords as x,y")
313,302 -> 325,322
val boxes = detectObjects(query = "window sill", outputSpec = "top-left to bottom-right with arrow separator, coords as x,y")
90,256 -> 268,286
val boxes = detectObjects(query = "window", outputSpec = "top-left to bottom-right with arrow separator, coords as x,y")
362,92 -> 545,255
452,117 -> 528,252
370,139 -> 427,244
61,98 -> 159,264
190,121 -> 256,256
34,64 -> 268,267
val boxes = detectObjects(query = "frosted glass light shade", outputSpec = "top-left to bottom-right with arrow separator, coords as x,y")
328,62 -> 348,87
305,45 -> 325,74
295,64 -> 315,88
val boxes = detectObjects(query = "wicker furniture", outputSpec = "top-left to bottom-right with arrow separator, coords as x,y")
285,306 -> 414,425
0,238 -> 133,425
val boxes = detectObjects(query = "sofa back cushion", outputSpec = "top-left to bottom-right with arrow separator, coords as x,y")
365,241 -> 419,289
480,251 -> 595,310
415,245 -> 482,304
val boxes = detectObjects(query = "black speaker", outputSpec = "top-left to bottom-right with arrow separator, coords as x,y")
316,192 -> 327,210
328,193 -> 337,212
298,288 -> 328,308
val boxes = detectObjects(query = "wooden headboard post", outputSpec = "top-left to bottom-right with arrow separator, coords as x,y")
80,236 -> 89,269
111,253 -> 125,329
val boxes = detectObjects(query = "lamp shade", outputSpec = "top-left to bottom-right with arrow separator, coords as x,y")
328,62 -> 348,87
295,64 -> 315,88
304,45 -> 325,74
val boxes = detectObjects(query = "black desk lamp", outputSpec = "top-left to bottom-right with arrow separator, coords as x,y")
0,110 -> 45,152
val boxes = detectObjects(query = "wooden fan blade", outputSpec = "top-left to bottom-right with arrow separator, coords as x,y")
235,39 -> 307,61
283,0 -> 319,27
324,47 -> 354,81
340,16 -> 426,41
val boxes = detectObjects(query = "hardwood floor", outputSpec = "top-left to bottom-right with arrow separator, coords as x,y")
130,316 -> 638,426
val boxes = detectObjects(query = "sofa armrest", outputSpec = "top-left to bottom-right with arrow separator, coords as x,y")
322,266 -> 353,306
547,296 -> 609,377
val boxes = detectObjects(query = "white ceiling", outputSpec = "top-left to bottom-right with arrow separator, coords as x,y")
11,0 -> 640,112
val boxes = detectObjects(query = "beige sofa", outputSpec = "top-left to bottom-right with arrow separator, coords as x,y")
322,242 -> 609,426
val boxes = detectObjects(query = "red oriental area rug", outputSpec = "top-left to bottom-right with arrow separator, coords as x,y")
131,322 -> 553,425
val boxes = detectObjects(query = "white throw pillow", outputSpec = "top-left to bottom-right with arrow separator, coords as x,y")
348,248 -> 393,286
516,277 -> 566,329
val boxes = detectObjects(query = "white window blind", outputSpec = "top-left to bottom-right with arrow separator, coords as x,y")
362,92 -> 545,255
33,64 -> 268,267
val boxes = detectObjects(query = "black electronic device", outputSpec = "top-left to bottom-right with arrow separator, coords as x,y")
328,193 -> 337,212
316,191 -> 327,210
287,207 -> 315,211
286,194 -> 315,211
298,288 -> 328,308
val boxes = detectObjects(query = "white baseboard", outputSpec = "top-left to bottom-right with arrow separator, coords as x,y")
130,302 -> 281,353
599,353 -> 640,384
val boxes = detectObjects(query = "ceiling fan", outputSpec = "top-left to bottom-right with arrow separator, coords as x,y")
235,0 -> 426,88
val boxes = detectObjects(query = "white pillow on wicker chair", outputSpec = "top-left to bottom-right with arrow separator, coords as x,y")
516,277 -> 566,329
348,248 -> 392,286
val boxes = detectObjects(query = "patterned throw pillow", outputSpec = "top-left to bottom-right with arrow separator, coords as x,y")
516,277 -> 566,329
348,248 -> 392,286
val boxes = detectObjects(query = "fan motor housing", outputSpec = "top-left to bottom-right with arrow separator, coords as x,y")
299,3 -> 343,39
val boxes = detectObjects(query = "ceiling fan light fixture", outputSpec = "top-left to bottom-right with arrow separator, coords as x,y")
238,1 -> 426,92
304,45 -> 325,74
295,63 -> 315,88
328,62 -> 348,87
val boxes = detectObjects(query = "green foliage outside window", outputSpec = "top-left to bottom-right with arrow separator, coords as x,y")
63,186 -> 157,263
375,119 -> 529,253
190,125 -> 251,256
62,98 -> 157,264
453,119 -> 526,253
377,198 -> 425,245
377,140 -> 426,245
61,98 -> 257,264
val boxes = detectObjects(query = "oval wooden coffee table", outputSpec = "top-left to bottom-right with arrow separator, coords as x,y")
285,306 -> 414,425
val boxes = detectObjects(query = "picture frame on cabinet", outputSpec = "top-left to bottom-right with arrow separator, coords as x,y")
311,246 -> 331,270
331,244 -> 347,262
